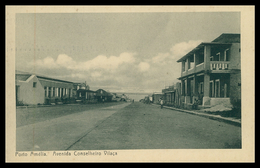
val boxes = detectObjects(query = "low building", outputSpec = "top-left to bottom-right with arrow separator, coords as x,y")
162,85 -> 175,106
76,89 -> 97,103
16,73 -> 45,105
152,92 -> 163,104
95,89 -> 113,102
16,70 -> 77,105
37,75 -> 74,104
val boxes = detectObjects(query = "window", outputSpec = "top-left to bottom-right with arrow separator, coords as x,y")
61,88 -> 64,97
209,80 -> 214,97
215,79 -> 220,97
198,82 -> 204,94
216,52 -> 220,61
44,87 -> 47,97
185,60 -> 189,71
182,61 -> 185,72
224,48 -> 230,61
48,87 -> 52,98
224,83 -> 227,98
33,82 -> 37,88
53,87 -> 55,97
58,88 -> 61,97
189,56 -> 194,69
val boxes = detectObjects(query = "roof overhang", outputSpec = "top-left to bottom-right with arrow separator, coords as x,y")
176,42 -> 232,63
164,91 -> 175,93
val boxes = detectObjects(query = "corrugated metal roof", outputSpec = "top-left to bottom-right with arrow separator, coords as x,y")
176,33 -> 240,62
212,33 -> 240,43
176,42 -> 232,62
15,74 -> 32,81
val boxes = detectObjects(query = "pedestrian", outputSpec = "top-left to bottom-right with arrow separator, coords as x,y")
102,98 -> 104,103
160,99 -> 164,109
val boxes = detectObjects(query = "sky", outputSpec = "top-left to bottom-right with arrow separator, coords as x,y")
15,12 -> 240,93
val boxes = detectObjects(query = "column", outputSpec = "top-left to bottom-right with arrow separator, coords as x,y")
202,45 -> 211,106
204,45 -> 211,70
184,78 -> 188,103
193,75 -> 198,95
203,73 -> 211,105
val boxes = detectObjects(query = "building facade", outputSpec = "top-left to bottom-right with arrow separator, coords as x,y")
152,92 -> 163,104
37,76 -> 74,103
75,82 -> 97,103
162,85 -> 175,106
16,71 -> 76,105
176,33 -> 241,108
16,74 -> 45,105
95,89 -> 113,102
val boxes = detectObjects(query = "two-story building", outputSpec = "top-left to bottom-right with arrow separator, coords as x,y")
176,33 -> 241,108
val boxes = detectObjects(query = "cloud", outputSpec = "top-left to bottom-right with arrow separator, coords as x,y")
35,57 -> 57,69
79,52 -> 136,71
152,52 -> 170,64
91,71 -> 102,78
170,40 -> 202,58
33,52 -> 136,72
71,73 -> 86,79
138,62 -> 150,72
150,40 -> 202,65
56,54 -> 77,69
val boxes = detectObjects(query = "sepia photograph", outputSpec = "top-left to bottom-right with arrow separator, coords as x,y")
6,6 -> 254,162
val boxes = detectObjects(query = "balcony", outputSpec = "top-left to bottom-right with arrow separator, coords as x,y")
195,62 -> 204,72
181,62 -> 204,77
181,61 -> 231,77
210,61 -> 230,70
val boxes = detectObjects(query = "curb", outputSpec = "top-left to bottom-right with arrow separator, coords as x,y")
151,104 -> 241,127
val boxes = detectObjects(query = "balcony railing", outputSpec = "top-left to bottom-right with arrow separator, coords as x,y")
210,61 -> 230,70
181,61 -> 231,77
195,62 -> 204,72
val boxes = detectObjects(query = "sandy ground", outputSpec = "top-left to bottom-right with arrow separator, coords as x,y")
16,102 -> 241,151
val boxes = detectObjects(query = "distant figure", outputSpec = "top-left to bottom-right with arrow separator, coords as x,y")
192,99 -> 199,110
102,99 -> 104,103
160,99 -> 164,109
133,99 -> 134,103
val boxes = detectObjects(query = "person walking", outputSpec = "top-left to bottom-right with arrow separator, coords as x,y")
160,98 -> 164,109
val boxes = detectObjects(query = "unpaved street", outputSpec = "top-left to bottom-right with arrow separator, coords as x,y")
16,102 -> 241,151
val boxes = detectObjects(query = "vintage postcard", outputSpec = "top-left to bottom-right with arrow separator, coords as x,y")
6,6 -> 255,162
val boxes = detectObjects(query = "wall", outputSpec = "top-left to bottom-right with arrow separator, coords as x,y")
38,78 -> 74,89
229,72 -> 241,104
152,94 -> 163,104
174,82 -> 182,107
17,75 -> 45,105
229,43 -> 241,70
210,98 -> 231,107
